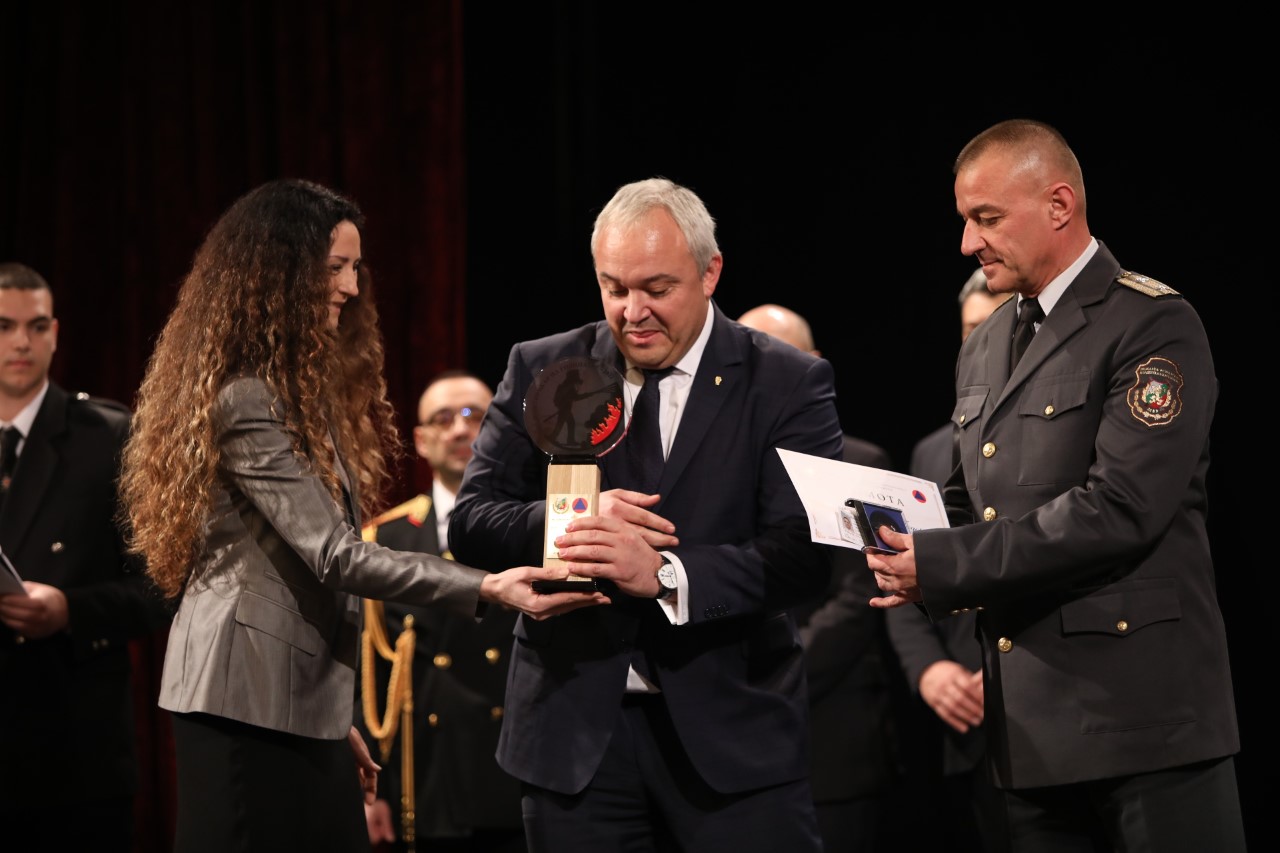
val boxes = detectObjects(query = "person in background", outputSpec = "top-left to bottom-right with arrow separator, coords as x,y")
361,369 -> 524,853
449,177 -> 842,852
907,270 -> 1012,488
737,301 -> 897,853
119,178 -> 603,853
867,118 -> 1244,852
0,262 -> 171,853
886,268 -> 1011,852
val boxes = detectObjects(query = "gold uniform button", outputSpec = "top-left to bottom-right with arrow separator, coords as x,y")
959,414 -> 967,424
51,542 -> 65,553
1116,620 -> 1128,632
1044,404 -> 1055,416
427,713 -> 439,727
982,442 -> 996,458
490,706 -> 504,721
485,647 -> 502,664
433,653 -> 453,669
997,637 -> 1013,653
983,506 -> 997,522
14,635 -> 25,645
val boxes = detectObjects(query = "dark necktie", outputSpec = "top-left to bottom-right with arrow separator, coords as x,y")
1010,297 -> 1044,373
0,426 -> 20,509
621,367 -> 674,494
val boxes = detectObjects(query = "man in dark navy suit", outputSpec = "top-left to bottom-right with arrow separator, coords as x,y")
450,178 -> 843,852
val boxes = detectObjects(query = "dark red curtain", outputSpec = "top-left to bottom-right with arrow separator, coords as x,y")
2,4 -> 466,850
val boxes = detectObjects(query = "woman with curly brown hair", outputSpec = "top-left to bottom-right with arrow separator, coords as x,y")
121,178 -> 603,852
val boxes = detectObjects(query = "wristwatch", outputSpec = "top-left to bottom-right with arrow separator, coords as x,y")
655,555 -> 678,599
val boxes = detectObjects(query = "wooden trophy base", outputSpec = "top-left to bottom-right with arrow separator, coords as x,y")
532,457 -> 603,593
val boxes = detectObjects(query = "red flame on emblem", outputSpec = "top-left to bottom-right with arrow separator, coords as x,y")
591,398 -> 623,445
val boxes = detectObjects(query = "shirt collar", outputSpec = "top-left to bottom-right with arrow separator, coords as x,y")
1027,237 -> 1098,318
0,380 -> 50,438
431,477 -> 456,522
624,301 -> 715,379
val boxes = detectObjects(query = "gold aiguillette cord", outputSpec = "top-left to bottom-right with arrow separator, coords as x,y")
360,527 -> 417,849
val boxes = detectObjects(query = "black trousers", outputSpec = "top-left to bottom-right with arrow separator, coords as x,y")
521,692 -> 822,853
1002,755 -> 1245,853
171,711 -> 369,853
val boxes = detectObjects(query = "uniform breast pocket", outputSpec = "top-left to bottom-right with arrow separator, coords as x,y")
952,389 -> 988,492
1016,371 -> 1093,485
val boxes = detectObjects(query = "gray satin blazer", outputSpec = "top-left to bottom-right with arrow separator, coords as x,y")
158,377 -> 487,740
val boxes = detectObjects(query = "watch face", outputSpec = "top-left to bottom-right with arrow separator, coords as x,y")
657,563 -> 678,589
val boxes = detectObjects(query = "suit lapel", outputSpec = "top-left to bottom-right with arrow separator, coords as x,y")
0,384 -> 66,553
594,308 -> 742,497
658,307 -> 741,496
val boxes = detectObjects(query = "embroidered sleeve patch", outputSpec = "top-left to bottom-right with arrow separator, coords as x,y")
1127,356 -> 1184,427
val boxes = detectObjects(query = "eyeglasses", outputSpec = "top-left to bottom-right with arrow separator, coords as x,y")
421,406 -> 487,430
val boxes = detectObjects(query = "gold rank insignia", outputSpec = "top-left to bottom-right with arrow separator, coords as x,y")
1116,271 -> 1179,298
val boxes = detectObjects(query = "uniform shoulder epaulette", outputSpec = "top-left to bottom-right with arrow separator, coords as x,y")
361,494 -> 432,541
1115,271 -> 1180,298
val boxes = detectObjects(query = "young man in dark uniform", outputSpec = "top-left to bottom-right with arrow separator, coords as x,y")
0,262 -> 170,853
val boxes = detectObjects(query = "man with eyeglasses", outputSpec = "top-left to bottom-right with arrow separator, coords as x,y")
359,370 -> 525,853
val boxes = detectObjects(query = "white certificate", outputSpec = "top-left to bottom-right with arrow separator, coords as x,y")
777,448 -> 950,552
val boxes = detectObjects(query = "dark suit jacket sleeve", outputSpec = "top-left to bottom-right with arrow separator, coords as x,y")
447,340 -> 549,570
884,605 -> 952,692
62,533 -> 170,648
69,408 -> 171,642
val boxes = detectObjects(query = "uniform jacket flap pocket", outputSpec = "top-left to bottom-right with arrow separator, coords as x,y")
1060,581 -> 1180,637
952,390 -> 988,431
1017,374 -> 1089,419
235,591 -> 322,655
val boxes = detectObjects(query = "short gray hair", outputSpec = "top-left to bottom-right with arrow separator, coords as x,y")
591,177 -> 720,273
